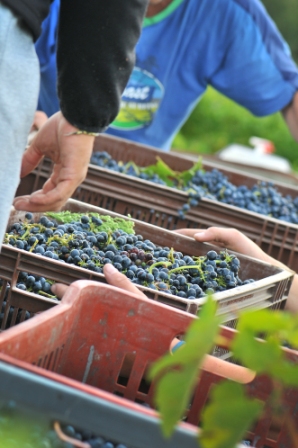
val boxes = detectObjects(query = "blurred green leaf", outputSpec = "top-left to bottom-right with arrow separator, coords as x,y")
236,309 -> 298,335
232,329 -> 283,373
148,295 -> 222,438
140,157 -> 177,186
200,381 -> 263,448
232,311 -> 298,387
176,158 -> 204,185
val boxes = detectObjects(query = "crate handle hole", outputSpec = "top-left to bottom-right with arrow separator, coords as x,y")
170,334 -> 185,354
117,352 -> 136,386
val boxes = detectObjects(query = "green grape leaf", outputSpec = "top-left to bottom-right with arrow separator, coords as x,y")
140,157 -> 178,186
148,295 -> 222,438
122,161 -> 140,176
237,309 -> 298,333
176,158 -> 204,185
200,381 -> 263,448
232,328 -> 298,387
127,155 -> 204,189
45,212 -> 135,234
236,309 -> 298,348
232,329 -> 283,373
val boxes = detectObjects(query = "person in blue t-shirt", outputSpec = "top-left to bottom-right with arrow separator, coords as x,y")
35,0 -> 298,151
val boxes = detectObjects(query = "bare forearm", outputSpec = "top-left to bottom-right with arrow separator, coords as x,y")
282,91 -> 298,142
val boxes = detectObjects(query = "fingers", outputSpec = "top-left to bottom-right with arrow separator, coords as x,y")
13,194 -> 65,212
51,283 -> 68,299
20,144 -> 44,178
175,227 -> 242,249
17,112 -> 95,212
103,264 -> 146,298
50,265 -> 148,307
174,228 -> 204,237
193,227 -> 240,247
13,178 -> 73,211
192,227 -> 271,261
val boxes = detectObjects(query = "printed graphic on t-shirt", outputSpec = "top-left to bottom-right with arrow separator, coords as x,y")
110,67 -> 164,130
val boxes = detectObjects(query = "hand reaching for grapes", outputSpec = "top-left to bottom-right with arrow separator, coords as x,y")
51,263 -> 148,300
176,226 -> 298,313
13,111 -> 95,212
175,227 -> 277,266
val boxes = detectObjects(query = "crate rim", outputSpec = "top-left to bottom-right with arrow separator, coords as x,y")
0,356 -> 200,448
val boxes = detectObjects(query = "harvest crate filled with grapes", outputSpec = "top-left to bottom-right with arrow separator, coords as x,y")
0,281 -> 297,447
16,134 -> 298,270
0,199 -> 293,338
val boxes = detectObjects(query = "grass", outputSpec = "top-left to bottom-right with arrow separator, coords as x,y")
172,87 -> 298,172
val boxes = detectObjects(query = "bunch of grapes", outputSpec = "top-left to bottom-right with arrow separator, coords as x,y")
0,272 -> 57,329
91,151 -> 298,223
91,151 -> 167,185
0,280 -> 31,329
15,271 -> 56,297
59,424 -> 129,448
5,213 -> 254,301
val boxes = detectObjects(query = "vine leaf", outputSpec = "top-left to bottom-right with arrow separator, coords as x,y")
176,158 -> 204,185
232,309 -> 298,386
200,381 -> 263,448
148,295 -> 221,438
140,157 -> 177,186
236,308 -> 298,347
139,156 -> 204,188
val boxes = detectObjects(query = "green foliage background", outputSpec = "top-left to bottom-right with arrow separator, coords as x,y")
172,0 -> 298,171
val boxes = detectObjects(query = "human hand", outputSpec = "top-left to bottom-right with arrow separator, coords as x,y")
175,227 -> 274,264
281,91 -> 298,143
13,111 -> 95,212
51,264 -> 147,300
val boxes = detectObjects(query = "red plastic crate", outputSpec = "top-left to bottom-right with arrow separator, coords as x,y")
0,279 -> 297,448
16,133 -> 298,269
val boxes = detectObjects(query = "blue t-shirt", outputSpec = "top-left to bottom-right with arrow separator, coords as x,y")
35,0 -> 59,117
36,0 -> 298,151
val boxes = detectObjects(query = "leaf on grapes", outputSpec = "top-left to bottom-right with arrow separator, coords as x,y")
176,158 -> 204,186
45,212 -> 135,234
148,296 -> 222,438
139,157 -> 177,186
200,381 -> 263,448
122,161 -> 140,176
